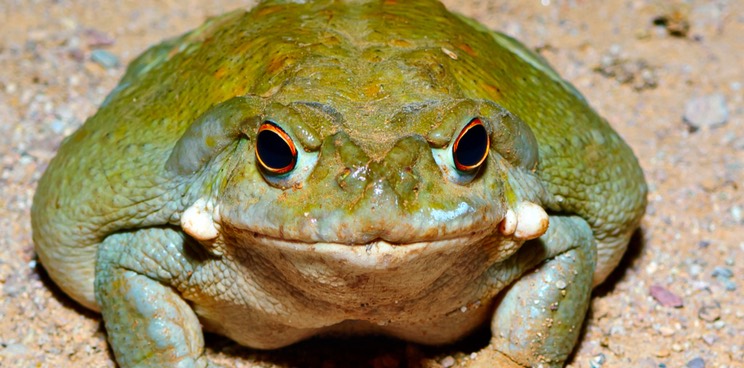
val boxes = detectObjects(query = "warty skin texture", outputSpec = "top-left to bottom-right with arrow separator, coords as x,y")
31,0 -> 647,367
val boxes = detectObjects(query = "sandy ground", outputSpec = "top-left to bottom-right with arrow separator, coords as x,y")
1,0 -> 742,367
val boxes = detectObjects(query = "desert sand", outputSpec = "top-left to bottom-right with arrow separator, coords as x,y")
1,0 -> 741,367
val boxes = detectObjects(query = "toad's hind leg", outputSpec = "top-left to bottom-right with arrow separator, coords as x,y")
485,215 -> 596,368
95,228 -> 220,368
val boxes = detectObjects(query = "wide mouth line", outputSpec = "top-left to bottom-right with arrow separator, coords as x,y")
239,228 -> 495,247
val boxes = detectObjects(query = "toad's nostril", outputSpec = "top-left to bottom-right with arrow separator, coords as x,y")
330,133 -> 436,199
374,135 -> 432,200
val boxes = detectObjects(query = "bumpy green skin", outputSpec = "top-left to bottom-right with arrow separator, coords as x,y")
32,1 -> 646,367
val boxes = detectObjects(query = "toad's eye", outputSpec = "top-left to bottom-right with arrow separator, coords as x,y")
255,121 -> 297,175
452,118 -> 490,172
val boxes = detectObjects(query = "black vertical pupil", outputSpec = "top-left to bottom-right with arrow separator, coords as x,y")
454,124 -> 488,168
257,128 -> 294,170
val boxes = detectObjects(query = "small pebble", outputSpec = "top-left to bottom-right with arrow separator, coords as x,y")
688,264 -> 702,276
687,357 -> 705,368
711,266 -> 737,290
84,28 -> 116,48
702,333 -> 719,345
683,93 -> 729,131
50,119 -> 66,134
731,205 -> 742,222
712,266 -> 733,278
590,353 -> 606,368
609,324 -> 625,335
440,356 -> 455,368
658,326 -> 675,336
90,49 -> 120,69
650,284 -> 684,308
646,261 -> 658,274
697,240 -> 711,248
1,342 -> 29,356
698,302 -> 721,322
652,11 -> 690,37
722,280 -> 736,291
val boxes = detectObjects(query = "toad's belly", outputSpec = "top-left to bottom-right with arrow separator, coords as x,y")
192,271 -> 498,349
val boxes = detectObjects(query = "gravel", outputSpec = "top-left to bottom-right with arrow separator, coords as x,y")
683,93 -> 729,131
90,49 -> 120,69
686,357 -> 706,368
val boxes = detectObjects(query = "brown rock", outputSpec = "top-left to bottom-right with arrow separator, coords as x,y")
650,284 -> 684,308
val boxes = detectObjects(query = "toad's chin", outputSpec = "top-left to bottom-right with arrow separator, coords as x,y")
222,229 -> 522,312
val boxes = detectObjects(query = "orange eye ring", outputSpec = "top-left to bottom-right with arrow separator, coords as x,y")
255,122 -> 298,175
452,118 -> 490,172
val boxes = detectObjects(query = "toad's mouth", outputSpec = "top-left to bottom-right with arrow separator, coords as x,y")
247,233 -> 496,269
245,225 -> 496,247
221,205 -> 508,246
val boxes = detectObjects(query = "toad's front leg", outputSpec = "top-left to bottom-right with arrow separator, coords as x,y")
476,215 -> 596,368
94,227 -> 220,368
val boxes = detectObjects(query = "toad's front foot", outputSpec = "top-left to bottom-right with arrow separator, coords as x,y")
95,228 -> 221,368
486,215 -> 596,367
